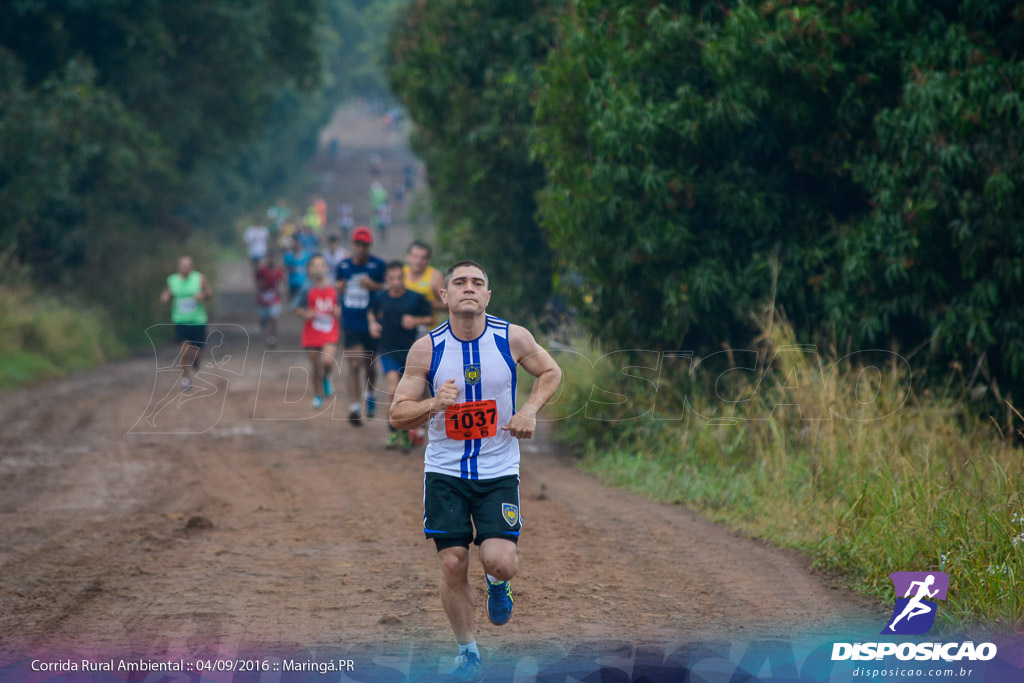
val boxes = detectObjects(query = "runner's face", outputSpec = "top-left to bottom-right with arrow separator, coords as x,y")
442,266 -> 490,314
308,257 -> 327,281
407,246 -> 429,274
352,241 -> 370,260
386,268 -> 405,294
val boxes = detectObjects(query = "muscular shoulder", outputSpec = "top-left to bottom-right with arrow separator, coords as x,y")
507,324 -> 540,362
404,335 -> 434,371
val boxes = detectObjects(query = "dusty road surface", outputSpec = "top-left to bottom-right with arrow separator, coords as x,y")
0,107 -> 882,681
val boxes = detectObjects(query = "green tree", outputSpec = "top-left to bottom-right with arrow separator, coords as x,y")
533,0 -> 1024,394
827,4 -> 1024,389
533,1 -> 888,349
388,0 -> 557,318
1,1 -> 398,347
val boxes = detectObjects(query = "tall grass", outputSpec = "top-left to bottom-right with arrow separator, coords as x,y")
544,321 -> 1024,635
0,225 -> 223,388
0,285 -> 121,389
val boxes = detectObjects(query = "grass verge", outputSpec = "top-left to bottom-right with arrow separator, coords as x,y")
541,321 -> 1023,636
0,285 -> 123,389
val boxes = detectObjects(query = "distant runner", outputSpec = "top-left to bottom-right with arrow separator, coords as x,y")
159,256 -> 213,392
255,252 -> 285,348
370,181 -> 388,212
368,261 -> 433,451
376,202 -> 391,243
335,227 -> 386,425
243,221 -> 269,269
266,198 -> 290,238
338,202 -> 354,241
322,234 -> 349,284
292,255 -> 340,410
390,261 -> 562,681
283,239 -> 310,299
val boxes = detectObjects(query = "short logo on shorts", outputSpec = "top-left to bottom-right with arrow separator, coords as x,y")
464,364 -> 481,385
501,503 -> 519,527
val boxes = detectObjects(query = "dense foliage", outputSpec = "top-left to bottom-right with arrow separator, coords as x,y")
0,0 -> 394,343
829,4 -> 1024,390
387,0 -> 557,318
533,0 -> 1024,391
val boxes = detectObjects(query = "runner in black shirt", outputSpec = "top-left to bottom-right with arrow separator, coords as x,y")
368,260 -> 434,451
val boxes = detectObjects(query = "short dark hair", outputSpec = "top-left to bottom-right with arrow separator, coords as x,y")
407,240 -> 432,258
386,259 -> 405,273
444,260 -> 488,288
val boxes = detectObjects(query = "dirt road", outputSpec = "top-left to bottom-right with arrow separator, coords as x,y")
0,106 -> 881,679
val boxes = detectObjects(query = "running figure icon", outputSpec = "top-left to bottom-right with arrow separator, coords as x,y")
887,574 -> 939,632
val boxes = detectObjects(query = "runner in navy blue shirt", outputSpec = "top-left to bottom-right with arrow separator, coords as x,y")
335,226 -> 386,425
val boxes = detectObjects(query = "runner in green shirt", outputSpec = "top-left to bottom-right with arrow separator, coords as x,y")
160,256 -> 213,391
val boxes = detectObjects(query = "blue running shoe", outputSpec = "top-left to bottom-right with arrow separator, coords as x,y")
323,376 -> 334,398
486,578 -> 514,625
365,392 -> 376,418
311,396 -> 324,409
447,651 -> 482,681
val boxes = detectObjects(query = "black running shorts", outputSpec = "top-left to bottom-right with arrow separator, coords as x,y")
175,324 -> 206,346
343,327 -> 376,351
423,472 -> 521,551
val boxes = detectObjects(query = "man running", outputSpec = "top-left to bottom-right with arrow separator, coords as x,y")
283,239 -> 310,299
390,261 -> 562,680
291,255 -> 340,410
338,202 -> 354,241
368,261 -> 433,451
335,226 -> 386,425
376,201 -> 391,243
403,240 -> 446,327
255,252 -> 285,348
322,233 -> 348,284
370,181 -> 388,213
159,256 -> 213,392
267,198 -> 291,236
243,221 -> 269,270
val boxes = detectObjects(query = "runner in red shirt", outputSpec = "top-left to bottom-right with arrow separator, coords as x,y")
255,252 -> 285,348
291,254 -> 340,409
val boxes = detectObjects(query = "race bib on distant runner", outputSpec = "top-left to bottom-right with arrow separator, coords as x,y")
343,278 -> 370,309
445,399 -> 498,440
176,297 -> 197,314
313,313 -> 335,333
259,290 -> 277,305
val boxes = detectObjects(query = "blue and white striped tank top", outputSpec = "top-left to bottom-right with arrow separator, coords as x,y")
424,315 -> 519,479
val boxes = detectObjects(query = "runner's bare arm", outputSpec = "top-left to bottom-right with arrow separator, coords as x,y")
502,325 -> 562,439
289,290 -> 313,320
401,314 -> 434,329
199,275 -> 213,301
368,309 -> 382,338
160,288 -> 171,304
390,336 -> 459,430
